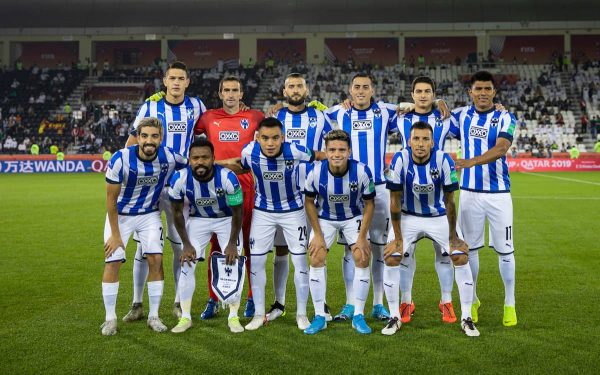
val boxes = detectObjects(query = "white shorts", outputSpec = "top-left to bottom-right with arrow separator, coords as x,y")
104,211 -> 164,263
337,184 -> 387,246
249,209 -> 307,256
309,216 -> 362,250
458,190 -> 514,254
400,214 -> 449,257
187,216 -> 243,261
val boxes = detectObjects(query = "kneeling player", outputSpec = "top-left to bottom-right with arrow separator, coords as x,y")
169,138 -> 245,334
303,130 -> 375,335
101,117 -> 186,336
383,121 -> 479,337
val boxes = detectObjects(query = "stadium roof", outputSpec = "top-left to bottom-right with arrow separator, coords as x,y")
1,0 -> 600,29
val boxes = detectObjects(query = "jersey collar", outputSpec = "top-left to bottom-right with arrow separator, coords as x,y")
473,105 -> 495,115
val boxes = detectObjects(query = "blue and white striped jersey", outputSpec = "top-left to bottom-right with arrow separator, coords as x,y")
451,106 -> 515,192
304,159 -> 375,221
393,109 -> 458,151
387,148 -> 459,217
241,141 -> 314,212
106,146 -> 187,215
275,106 -> 333,189
130,96 -> 206,158
325,102 -> 398,184
168,165 -> 242,218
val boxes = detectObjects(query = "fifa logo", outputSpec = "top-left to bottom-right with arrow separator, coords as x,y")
430,168 -> 440,180
240,119 -> 250,130
225,267 -> 233,276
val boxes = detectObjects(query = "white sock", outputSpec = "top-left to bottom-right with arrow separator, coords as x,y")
383,265 -> 400,319
102,282 -> 119,321
273,255 -> 289,305
178,263 -> 197,319
499,253 -> 516,306
309,266 -> 326,316
228,302 -> 240,319
342,246 -> 355,305
399,252 -> 416,304
353,267 -> 370,316
291,253 -> 309,316
371,243 -> 384,306
434,248 -> 454,303
132,246 -> 148,304
454,264 -> 473,320
171,242 -> 183,303
250,254 -> 267,316
468,250 -> 480,302
147,280 -> 164,318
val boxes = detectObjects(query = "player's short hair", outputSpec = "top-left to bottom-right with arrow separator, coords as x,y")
219,76 -> 243,92
189,138 -> 214,155
258,117 -> 283,131
165,61 -> 188,78
324,129 -> 351,147
470,71 -> 495,87
351,73 -> 375,86
411,76 -> 436,92
410,121 -> 433,137
136,117 -> 163,137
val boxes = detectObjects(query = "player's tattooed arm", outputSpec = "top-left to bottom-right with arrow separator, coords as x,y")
224,204 -> 243,265
455,137 -> 511,169
171,200 -> 196,267
104,183 -> 124,258
306,198 -> 326,257
384,190 -> 403,259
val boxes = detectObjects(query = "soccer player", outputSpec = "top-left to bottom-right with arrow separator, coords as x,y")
101,117 -> 187,336
303,130 -> 375,335
324,73 -> 396,322
453,71 -> 517,327
267,73 -> 333,322
233,117 -> 323,331
383,121 -> 479,337
194,76 -> 264,319
123,61 -> 206,321
168,138 -> 244,334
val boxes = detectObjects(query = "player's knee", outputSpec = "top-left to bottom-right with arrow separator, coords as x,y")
275,246 -> 289,256
310,251 -> 326,268
145,254 -> 163,270
353,254 -> 370,268
385,255 -> 402,267
450,252 -> 468,266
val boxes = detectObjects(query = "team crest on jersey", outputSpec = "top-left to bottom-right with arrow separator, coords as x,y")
216,187 -> 225,197
349,181 -> 359,192
490,117 -> 499,127
308,117 -> 318,128
160,163 -> 169,174
285,159 -> 295,170
186,107 -> 194,121
430,168 -> 440,180
373,108 -> 382,119
240,119 -> 250,130
435,117 -> 443,127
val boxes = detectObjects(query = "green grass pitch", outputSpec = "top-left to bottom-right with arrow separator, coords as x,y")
1,172 -> 599,374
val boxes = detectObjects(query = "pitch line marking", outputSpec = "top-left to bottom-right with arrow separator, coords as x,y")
521,172 -> 600,186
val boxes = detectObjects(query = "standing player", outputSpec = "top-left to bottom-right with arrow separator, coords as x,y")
453,71 -> 517,327
194,76 -> 264,319
168,138 -> 245,334
123,61 -> 206,321
324,73 -> 395,321
303,130 -> 375,335
101,117 -> 187,336
267,72 -> 333,322
383,121 -> 479,337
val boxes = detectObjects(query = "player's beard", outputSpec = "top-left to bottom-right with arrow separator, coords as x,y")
141,144 -> 158,158
286,95 -> 306,107
193,164 -> 212,180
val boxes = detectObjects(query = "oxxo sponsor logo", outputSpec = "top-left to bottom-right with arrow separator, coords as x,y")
219,131 -> 240,142
328,194 -> 350,203
412,183 -> 434,194
469,126 -> 488,139
352,119 -> 372,130
167,122 -> 186,132
286,128 -> 306,139
262,171 -> 284,180
137,176 -> 159,185
196,198 -> 217,206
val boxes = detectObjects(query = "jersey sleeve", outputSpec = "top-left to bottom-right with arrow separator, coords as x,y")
386,152 -> 404,191
240,143 -> 253,170
172,151 -> 188,170
442,153 -> 459,193
105,151 -> 124,184
194,112 -> 208,135
130,103 -> 150,136
323,105 -> 341,121
168,170 -> 185,202
303,164 -> 318,198
448,107 -> 463,140
498,111 -> 516,143
292,143 -> 314,163
361,164 -> 376,200
224,170 -> 243,206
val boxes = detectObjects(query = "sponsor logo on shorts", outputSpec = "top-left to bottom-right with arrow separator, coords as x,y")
328,194 -> 350,202
469,126 -> 488,139
412,183 -> 434,194
286,128 -> 306,140
137,176 -> 159,185
262,171 -> 284,180
219,131 -> 240,142
167,121 -> 186,133
196,198 -> 217,206
352,119 -> 372,130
